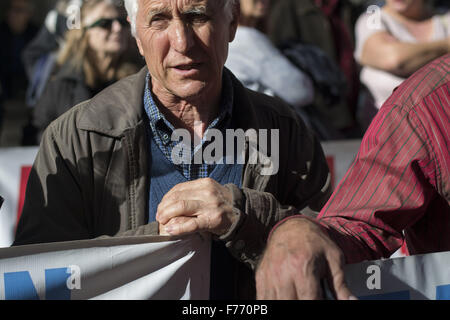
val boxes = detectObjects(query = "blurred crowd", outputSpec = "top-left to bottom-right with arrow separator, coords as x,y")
0,0 -> 449,146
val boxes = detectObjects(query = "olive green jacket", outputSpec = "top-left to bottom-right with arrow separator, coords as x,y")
14,67 -> 331,298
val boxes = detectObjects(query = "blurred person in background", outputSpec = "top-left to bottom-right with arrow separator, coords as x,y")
32,0 -> 140,142
225,0 -> 315,115
22,0 -> 84,110
0,0 -> 38,101
22,0 -> 84,82
268,0 -> 362,139
355,0 -> 450,114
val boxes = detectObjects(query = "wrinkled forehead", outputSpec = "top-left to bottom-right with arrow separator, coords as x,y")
140,0 -> 224,15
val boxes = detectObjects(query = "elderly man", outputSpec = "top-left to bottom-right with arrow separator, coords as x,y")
256,54 -> 450,300
14,0 -> 331,299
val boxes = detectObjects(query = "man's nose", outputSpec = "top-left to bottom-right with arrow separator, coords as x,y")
169,19 -> 194,54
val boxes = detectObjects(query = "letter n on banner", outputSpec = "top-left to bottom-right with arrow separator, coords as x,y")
16,166 -> 32,225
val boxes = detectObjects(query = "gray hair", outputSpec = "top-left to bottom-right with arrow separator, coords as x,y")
124,0 -> 238,36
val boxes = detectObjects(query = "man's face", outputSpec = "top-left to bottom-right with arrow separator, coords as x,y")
135,0 -> 239,101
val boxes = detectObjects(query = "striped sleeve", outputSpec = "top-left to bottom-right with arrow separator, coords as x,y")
316,58 -> 450,263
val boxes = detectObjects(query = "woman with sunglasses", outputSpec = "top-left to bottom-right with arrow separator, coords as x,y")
32,0 -> 140,143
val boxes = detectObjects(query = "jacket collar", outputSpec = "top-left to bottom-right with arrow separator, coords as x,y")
77,66 -> 261,138
78,67 -> 148,137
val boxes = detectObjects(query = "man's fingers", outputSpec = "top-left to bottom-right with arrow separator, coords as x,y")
165,217 -> 200,236
258,281 -> 298,300
158,189 -> 209,210
157,183 -> 225,220
160,216 -> 190,235
157,200 -> 202,224
329,269 -> 356,300
163,178 -> 219,201
326,251 -> 357,300
294,275 -> 323,300
256,279 -> 278,300
255,218 -> 357,301
256,258 -> 299,300
165,211 -> 218,235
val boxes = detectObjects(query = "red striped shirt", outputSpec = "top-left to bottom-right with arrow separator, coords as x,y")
316,54 -> 450,263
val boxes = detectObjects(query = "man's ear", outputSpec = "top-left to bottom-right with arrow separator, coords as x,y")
128,14 -> 145,56
135,36 -> 145,56
229,1 -> 240,42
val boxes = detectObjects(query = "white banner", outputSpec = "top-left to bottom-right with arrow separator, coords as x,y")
0,234 -> 211,300
0,233 -> 448,300
0,147 -> 39,248
345,251 -> 450,300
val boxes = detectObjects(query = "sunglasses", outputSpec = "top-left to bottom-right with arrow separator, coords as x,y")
86,17 -> 129,30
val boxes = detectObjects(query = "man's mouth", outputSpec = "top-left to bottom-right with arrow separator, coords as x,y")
174,63 -> 202,70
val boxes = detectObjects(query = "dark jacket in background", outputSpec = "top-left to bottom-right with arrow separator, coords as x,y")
0,21 -> 38,99
22,13 -> 67,80
268,0 -> 361,135
269,0 -> 357,66
33,63 -> 114,141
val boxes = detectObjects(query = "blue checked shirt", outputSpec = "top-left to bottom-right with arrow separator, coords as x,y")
143,72 -> 234,181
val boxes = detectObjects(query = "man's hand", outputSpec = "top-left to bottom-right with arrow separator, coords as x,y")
255,217 -> 356,300
157,178 -> 238,237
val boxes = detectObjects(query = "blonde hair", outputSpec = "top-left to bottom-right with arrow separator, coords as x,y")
57,0 -> 137,88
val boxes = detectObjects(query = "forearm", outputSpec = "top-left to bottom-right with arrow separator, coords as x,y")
363,38 -> 449,77
269,215 -> 397,264
317,217 -> 401,264
389,40 -> 449,77
222,185 -> 300,270
310,103 -> 435,263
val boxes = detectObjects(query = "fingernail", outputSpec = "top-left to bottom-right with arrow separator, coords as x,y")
348,295 -> 358,300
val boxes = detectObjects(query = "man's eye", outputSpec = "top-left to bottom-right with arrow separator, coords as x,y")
187,13 -> 209,24
150,15 -> 168,26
